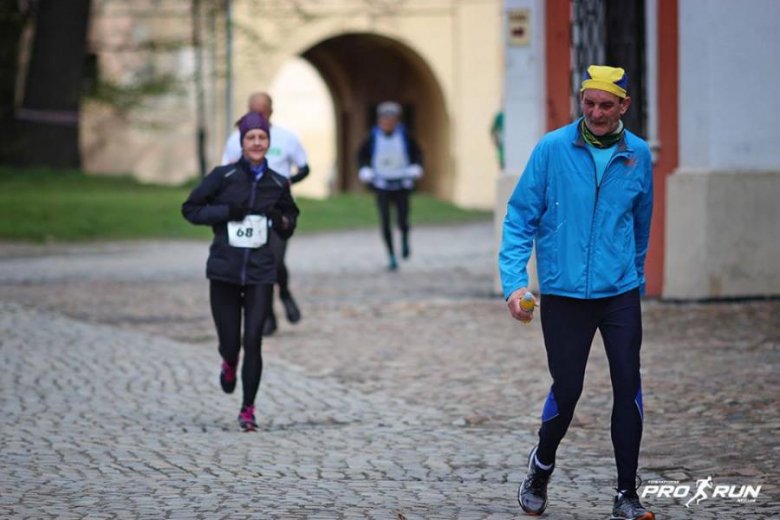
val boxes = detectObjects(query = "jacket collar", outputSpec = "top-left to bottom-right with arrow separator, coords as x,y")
237,157 -> 268,180
571,117 -> 633,155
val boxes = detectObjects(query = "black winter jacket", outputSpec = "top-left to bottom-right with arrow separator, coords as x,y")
182,158 -> 300,285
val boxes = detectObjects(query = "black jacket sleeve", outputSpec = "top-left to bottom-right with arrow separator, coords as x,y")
357,136 -> 374,168
290,164 -> 310,184
273,183 -> 300,240
405,134 -> 424,166
181,169 -> 230,225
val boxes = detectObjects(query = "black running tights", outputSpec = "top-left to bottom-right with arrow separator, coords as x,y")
210,280 -> 273,407
536,288 -> 644,491
375,189 -> 410,257
269,230 -> 290,301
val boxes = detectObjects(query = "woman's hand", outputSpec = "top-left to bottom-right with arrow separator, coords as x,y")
266,208 -> 287,230
228,203 -> 249,222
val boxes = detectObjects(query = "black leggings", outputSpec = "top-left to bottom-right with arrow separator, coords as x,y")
536,288 -> 644,491
210,280 -> 273,407
375,189 -> 410,257
268,230 -> 290,304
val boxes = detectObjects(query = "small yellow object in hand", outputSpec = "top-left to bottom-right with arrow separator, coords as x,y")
520,292 -> 535,324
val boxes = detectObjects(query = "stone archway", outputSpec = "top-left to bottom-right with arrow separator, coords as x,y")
301,33 -> 451,199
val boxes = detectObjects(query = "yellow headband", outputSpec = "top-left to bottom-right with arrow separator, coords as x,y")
580,65 -> 628,98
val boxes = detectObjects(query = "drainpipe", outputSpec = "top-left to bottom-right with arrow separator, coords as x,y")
225,0 -> 233,140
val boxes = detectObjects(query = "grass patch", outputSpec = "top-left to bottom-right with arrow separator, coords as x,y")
0,167 -> 491,242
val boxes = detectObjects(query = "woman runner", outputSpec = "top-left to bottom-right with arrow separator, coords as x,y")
182,112 -> 300,431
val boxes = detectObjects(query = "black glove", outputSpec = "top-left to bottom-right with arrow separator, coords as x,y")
266,208 -> 284,230
228,203 -> 248,221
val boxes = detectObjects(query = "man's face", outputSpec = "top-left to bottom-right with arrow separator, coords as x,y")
249,95 -> 273,121
378,114 -> 399,134
580,89 -> 630,136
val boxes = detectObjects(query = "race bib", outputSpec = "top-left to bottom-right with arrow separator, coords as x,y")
377,154 -> 406,170
227,215 -> 267,248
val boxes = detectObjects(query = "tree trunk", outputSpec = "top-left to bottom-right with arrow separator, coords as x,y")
192,0 -> 207,177
0,0 -> 27,163
15,0 -> 92,169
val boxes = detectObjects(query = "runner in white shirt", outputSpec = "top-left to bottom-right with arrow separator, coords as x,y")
222,92 -> 310,335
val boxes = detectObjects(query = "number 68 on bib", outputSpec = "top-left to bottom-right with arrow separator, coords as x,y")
227,215 -> 268,248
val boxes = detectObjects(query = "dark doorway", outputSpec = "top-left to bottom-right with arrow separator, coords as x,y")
570,0 -> 646,137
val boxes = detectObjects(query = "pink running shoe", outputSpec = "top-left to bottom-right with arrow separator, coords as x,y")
238,405 -> 257,431
220,361 -> 237,394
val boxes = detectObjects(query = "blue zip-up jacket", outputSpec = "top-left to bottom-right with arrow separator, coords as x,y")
499,119 -> 653,300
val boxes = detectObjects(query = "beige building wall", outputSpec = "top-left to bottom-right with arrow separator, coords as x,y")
268,58 -> 335,200
664,1 -> 780,298
664,171 -> 780,299
80,1 -> 215,185
80,1 -> 504,209
233,1 -> 504,208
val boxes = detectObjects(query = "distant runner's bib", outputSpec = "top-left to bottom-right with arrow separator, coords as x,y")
227,215 -> 267,248
373,131 -> 408,180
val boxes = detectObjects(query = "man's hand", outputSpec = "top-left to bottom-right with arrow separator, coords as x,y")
358,166 -> 374,183
507,287 -> 540,323
404,164 -> 423,179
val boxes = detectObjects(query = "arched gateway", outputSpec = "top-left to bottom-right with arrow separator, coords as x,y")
300,33 -> 451,199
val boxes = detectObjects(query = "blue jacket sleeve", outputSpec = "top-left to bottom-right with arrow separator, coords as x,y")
181,169 -> 231,225
498,141 -> 548,300
632,152 -> 654,296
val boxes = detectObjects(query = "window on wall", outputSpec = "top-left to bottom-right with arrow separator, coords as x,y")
570,0 -> 647,138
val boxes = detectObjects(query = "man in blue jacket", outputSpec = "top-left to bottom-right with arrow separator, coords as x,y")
499,66 -> 655,520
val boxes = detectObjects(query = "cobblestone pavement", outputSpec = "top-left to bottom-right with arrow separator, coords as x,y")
1,222 -> 778,519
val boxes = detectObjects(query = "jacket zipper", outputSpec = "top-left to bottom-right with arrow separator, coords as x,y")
585,152 -> 599,299
584,149 -> 628,298
240,177 -> 259,286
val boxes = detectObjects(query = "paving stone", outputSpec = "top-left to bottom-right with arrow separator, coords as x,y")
0,223 -> 778,518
